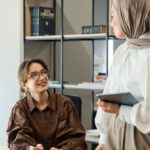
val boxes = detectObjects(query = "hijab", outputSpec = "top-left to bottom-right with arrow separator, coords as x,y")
112,0 -> 150,48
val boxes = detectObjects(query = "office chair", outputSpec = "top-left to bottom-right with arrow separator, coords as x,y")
64,94 -> 82,119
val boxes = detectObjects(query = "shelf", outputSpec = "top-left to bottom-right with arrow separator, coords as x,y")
64,33 -> 106,40
49,82 -> 105,91
24,0 -> 110,131
25,33 -> 107,41
25,35 -> 61,41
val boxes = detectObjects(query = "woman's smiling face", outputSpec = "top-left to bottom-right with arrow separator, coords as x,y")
23,63 -> 49,94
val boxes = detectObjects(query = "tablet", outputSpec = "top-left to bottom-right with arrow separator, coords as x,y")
96,92 -> 138,106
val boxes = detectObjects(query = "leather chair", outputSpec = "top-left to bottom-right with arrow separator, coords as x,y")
64,94 -> 82,119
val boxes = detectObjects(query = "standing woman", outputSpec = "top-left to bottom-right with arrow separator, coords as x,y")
6,58 -> 87,150
95,0 -> 150,149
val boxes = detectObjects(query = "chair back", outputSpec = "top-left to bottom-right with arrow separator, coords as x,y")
64,94 -> 82,119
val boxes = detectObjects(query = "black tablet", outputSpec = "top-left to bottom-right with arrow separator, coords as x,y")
96,92 -> 139,106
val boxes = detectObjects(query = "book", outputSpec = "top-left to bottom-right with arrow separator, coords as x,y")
25,0 -> 31,36
51,80 -> 69,84
82,25 -> 106,34
96,92 -> 138,106
77,81 -> 105,90
86,129 -> 101,137
86,129 -> 100,144
30,7 -> 55,36
78,81 -> 105,86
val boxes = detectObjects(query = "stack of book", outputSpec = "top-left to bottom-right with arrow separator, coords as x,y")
85,129 -> 100,144
30,7 -> 55,36
82,25 -> 106,34
78,81 -> 105,89
95,73 -> 106,82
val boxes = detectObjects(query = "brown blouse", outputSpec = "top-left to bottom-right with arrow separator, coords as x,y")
6,91 -> 87,150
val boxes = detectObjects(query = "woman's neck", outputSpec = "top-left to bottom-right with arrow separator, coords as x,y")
30,90 -> 49,106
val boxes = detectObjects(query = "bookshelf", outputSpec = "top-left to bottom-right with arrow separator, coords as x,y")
23,0 -> 116,141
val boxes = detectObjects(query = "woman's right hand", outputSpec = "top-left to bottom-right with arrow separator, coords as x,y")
30,144 -> 44,150
95,144 -> 104,150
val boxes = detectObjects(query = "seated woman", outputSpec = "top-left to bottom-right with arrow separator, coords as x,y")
6,58 -> 87,150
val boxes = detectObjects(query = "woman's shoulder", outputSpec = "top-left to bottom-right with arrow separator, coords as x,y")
113,42 -> 127,56
135,47 -> 150,63
53,93 -> 72,104
51,93 -> 75,115
142,49 -> 150,65
51,93 -> 75,110
13,97 -> 28,110
9,97 -> 29,117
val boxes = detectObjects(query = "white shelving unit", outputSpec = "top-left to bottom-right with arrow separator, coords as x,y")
24,0 -> 112,138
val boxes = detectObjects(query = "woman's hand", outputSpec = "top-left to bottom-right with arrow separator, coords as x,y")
95,144 -> 104,150
50,147 -> 63,150
30,144 -> 44,150
97,99 -> 120,114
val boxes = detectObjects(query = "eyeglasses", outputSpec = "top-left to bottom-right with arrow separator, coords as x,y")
28,70 -> 49,81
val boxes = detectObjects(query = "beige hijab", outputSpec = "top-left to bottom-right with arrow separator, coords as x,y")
113,0 -> 150,47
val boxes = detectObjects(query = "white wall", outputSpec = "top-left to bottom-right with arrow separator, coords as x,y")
0,0 -> 23,144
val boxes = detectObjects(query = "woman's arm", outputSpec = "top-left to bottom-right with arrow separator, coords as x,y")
6,104 -> 38,150
118,56 -> 150,134
55,100 -> 87,150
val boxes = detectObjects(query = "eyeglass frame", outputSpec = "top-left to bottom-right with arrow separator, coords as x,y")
27,69 -> 50,81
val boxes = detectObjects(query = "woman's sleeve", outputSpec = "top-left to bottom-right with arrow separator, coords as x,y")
95,107 -> 116,144
56,100 -> 87,150
6,104 -> 37,150
94,44 -> 125,144
119,56 -> 150,134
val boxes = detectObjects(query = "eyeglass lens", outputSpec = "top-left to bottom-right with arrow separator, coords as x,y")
29,70 -> 49,80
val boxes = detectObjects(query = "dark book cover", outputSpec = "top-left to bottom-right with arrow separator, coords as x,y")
30,7 -> 55,36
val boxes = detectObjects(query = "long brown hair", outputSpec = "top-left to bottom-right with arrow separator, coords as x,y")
18,58 -> 50,92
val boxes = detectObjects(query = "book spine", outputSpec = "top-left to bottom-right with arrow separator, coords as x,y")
30,8 -> 35,36
35,8 -> 40,36
31,7 -> 40,36
82,25 -> 106,34
39,7 -> 55,35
